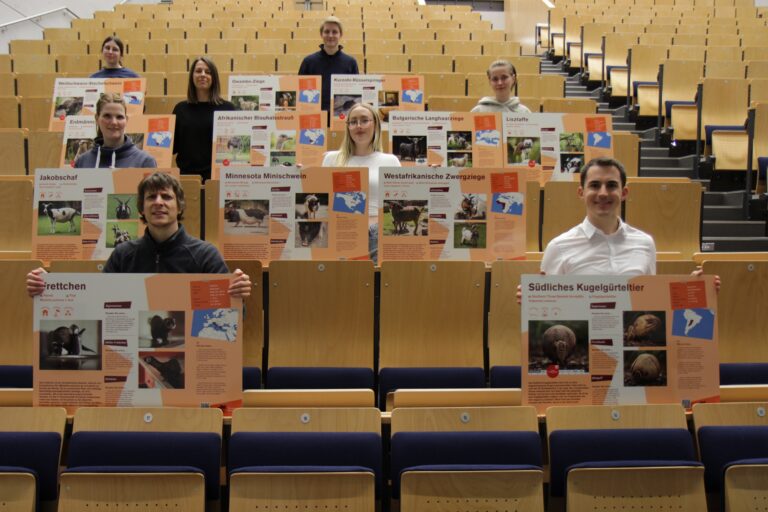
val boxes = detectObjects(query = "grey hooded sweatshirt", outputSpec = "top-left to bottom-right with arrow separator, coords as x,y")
471,97 -> 532,113
74,137 -> 157,169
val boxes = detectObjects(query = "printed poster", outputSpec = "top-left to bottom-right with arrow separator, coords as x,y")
503,113 -> 613,183
33,273 -> 243,413
60,115 -> 175,168
378,167 -> 526,262
219,166 -> 369,263
211,111 -> 327,179
32,168 -> 179,264
521,275 -> 719,413
49,78 -> 147,131
388,111 -> 504,168
228,75 -> 322,112
330,74 -> 424,129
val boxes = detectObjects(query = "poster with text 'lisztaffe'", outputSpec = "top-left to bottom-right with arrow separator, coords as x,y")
219,166 -> 369,263
34,273 -> 243,414
330,74 -> 424,130
388,111 -> 504,169
49,77 -> 147,131
32,168 -> 178,264
211,111 -> 327,179
521,275 -> 719,414
378,167 -> 526,262
228,75 -> 322,112
60,115 -> 175,168
502,112 -> 613,184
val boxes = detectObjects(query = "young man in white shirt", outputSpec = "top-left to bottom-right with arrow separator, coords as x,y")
541,157 -> 655,276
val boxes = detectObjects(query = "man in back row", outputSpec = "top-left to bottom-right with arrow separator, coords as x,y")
298,15 -> 359,114
27,172 -> 251,297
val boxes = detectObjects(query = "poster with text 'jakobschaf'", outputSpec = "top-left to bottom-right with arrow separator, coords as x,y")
32,168 -> 179,264
219,166 -> 369,263
388,111 -> 504,168
228,75 -> 322,112
502,112 -> 614,184
330,74 -> 424,130
378,167 -> 526,262
49,77 -> 147,131
211,111 -> 327,179
33,273 -> 243,414
60,115 -> 175,168
521,274 -> 719,414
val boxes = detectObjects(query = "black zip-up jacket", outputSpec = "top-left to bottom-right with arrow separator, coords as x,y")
103,225 -> 228,274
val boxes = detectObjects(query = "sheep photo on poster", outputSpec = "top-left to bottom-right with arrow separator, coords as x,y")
528,320 -> 589,374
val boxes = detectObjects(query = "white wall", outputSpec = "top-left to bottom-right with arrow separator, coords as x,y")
0,0 -> 129,52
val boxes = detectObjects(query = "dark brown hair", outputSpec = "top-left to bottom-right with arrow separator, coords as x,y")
187,56 -> 224,104
137,172 -> 185,223
580,157 -> 628,187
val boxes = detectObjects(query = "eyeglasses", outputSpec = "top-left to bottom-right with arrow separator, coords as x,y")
347,118 -> 373,127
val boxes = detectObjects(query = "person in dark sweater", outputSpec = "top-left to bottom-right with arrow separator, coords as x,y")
298,16 -> 359,113
74,92 -> 156,169
172,57 -> 235,181
27,172 -> 251,297
90,36 -> 140,79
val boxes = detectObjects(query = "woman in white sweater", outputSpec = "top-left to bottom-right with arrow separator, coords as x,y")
322,103 -> 400,263
471,60 -> 531,113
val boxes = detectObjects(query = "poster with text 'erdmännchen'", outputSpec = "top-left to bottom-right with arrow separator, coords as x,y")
34,273 -> 243,414
521,274 -> 719,414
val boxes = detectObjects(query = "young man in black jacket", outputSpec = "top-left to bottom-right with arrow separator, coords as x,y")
298,15 -> 359,114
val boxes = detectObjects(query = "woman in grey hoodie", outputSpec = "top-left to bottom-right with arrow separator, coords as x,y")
74,93 -> 157,169
471,60 -> 532,113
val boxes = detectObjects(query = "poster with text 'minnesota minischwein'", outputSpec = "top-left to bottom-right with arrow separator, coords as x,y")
218,166 -> 369,263
34,273 -> 243,414
522,274 -> 719,413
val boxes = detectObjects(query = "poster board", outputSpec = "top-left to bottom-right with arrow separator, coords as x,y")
388,111 -> 504,168
228,75 -> 322,112
502,113 -> 613,183
330,74 -> 424,130
33,273 -> 243,413
211,111 -> 327,179
49,78 -> 147,131
521,274 -> 719,413
378,167 -> 526,262
60,115 -> 175,168
218,166 -> 369,263
32,168 -> 178,264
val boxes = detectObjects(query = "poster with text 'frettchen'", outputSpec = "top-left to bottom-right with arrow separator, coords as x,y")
49,77 -> 147,131
211,111 -> 327,179
219,166 -> 369,263
502,112 -> 614,184
378,167 -> 526,262
330,74 -> 424,130
228,75 -> 322,112
32,168 -> 178,264
60,115 -> 175,168
521,275 -> 719,414
388,111 -> 504,169
34,273 -> 243,414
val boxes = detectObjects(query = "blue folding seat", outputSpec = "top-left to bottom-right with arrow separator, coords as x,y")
228,407 -> 382,511
693,402 -> 768,511
0,407 -> 66,511
548,404 -> 706,511
58,407 -> 222,511
390,406 -> 544,511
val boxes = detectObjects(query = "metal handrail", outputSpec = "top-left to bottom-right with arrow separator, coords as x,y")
0,7 -> 79,30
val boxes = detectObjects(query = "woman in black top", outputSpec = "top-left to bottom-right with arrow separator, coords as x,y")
172,57 -> 235,181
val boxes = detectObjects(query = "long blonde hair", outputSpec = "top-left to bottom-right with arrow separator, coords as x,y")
335,103 -> 383,166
